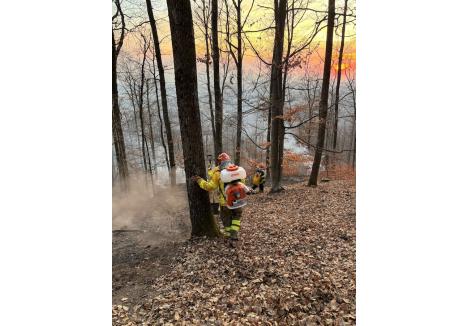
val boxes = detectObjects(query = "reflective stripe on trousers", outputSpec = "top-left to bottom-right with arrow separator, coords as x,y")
230,219 -> 241,231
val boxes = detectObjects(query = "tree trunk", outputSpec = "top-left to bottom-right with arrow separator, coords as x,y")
212,0 -> 223,156
146,79 -> 157,165
153,73 -> 170,172
126,77 -> 141,150
150,54 -> 171,173
350,77 -> 356,169
266,105 -> 271,180
332,0 -> 348,150
112,31 -> 129,189
166,0 -> 220,237
281,0 -> 295,104
308,0 -> 335,186
234,0 -> 243,165
202,8 -> 216,155
269,0 -> 287,192
306,79 -> 318,151
138,41 -> 148,172
146,0 -> 176,186
352,125 -> 356,169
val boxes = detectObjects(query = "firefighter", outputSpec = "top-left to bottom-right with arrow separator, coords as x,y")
191,153 -> 232,239
191,153 -> 250,247
252,163 -> 266,193
220,164 -> 252,246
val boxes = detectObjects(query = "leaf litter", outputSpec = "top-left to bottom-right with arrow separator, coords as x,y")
112,180 -> 355,325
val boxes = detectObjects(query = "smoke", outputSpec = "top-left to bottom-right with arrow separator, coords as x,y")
145,166 -> 186,186
283,133 -> 309,155
112,173 -> 191,246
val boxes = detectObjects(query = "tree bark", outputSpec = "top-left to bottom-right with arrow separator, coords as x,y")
201,2 -> 216,154
350,76 -> 356,169
146,0 -> 176,186
138,39 -> 149,172
212,0 -> 223,156
153,73 -> 171,172
130,81 -> 142,150
332,0 -> 348,150
234,0 -> 243,165
306,79 -> 319,151
352,125 -> 356,169
308,0 -> 335,186
281,0 -> 295,105
166,0 -> 220,237
266,105 -> 271,179
150,54 -> 170,173
146,79 -> 157,165
269,0 -> 287,192
112,30 -> 129,189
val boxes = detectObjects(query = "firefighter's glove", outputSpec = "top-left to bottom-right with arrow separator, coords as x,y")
191,176 -> 202,183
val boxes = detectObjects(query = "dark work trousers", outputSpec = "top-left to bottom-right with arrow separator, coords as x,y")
252,183 -> 264,192
220,206 -> 242,239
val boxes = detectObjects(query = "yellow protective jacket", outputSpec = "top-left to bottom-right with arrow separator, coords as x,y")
198,166 -> 227,206
207,166 -> 217,180
252,169 -> 266,186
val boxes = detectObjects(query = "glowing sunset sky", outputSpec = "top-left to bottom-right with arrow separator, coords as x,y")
119,0 -> 356,76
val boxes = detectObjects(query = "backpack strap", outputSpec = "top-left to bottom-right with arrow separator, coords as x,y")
219,180 -> 226,200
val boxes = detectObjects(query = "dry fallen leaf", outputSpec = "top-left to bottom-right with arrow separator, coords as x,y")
112,181 -> 356,325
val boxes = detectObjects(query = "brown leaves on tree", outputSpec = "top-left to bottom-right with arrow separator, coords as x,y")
113,180 -> 355,325
276,105 -> 307,123
282,151 -> 313,177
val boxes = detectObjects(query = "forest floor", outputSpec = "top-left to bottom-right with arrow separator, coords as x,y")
112,179 -> 355,325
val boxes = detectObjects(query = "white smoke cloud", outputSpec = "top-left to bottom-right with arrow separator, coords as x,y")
283,133 -> 309,155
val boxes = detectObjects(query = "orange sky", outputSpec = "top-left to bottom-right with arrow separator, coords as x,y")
119,0 -> 355,76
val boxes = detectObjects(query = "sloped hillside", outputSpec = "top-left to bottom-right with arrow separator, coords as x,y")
113,180 -> 356,325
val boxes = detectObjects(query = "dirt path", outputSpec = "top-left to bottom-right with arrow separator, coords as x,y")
112,185 -> 191,304
113,180 -> 355,325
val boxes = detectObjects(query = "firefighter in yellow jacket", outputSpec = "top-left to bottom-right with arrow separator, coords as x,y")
252,163 -> 266,193
191,153 -> 242,245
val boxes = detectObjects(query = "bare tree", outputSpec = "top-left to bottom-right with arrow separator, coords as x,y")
345,68 -> 356,168
144,78 -> 156,194
240,0 -> 326,186
148,49 -> 170,172
194,0 -> 216,154
332,0 -> 348,150
308,0 -> 335,186
145,78 -> 156,165
212,0 -> 224,156
225,0 -> 254,164
138,34 -> 150,173
166,0 -> 220,237
269,0 -> 288,192
265,99 -> 272,179
301,56 -> 320,150
121,59 -> 144,160
112,0 -> 129,189
155,77 -> 171,171
145,0 -> 177,186
234,0 -> 243,165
